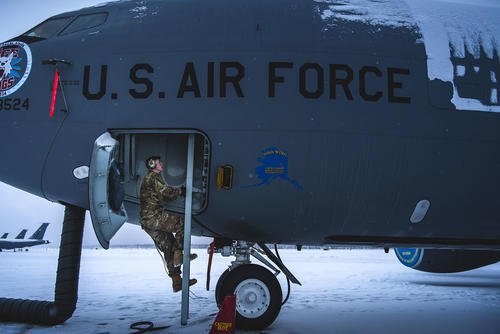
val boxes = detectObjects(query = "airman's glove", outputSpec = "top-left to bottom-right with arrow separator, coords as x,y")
179,186 -> 186,197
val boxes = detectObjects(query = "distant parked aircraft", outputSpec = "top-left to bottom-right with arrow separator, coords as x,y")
0,223 -> 50,251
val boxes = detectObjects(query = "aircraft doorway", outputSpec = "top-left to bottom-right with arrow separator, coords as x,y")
113,130 -> 210,214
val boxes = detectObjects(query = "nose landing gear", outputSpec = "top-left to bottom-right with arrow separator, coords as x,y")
213,240 -> 300,330
218,264 -> 282,329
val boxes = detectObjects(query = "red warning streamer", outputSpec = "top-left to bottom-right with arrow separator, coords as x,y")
49,69 -> 60,118
206,240 -> 215,291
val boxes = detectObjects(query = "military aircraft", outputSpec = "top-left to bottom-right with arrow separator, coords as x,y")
0,229 -> 26,251
0,0 -> 499,330
0,223 -> 50,251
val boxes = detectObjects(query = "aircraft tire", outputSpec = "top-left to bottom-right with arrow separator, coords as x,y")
215,269 -> 231,306
219,264 -> 282,330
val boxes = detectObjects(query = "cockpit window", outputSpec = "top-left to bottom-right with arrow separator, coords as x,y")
59,13 -> 108,36
24,17 -> 73,39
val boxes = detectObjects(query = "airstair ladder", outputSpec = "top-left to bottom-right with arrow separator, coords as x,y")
181,134 -> 195,326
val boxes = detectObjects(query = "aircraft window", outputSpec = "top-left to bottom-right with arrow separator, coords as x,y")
24,17 -> 73,39
59,13 -> 108,35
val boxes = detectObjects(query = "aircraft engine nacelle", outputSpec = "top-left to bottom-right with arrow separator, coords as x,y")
394,248 -> 500,273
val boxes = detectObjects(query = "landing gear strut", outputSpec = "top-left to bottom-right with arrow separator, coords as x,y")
213,240 -> 300,330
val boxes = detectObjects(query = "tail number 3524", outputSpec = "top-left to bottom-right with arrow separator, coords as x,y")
0,98 -> 30,111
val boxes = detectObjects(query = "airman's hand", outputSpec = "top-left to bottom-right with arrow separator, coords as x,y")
179,186 -> 186,197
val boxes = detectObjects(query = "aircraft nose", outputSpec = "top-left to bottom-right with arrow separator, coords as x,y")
0,40 -> 60,198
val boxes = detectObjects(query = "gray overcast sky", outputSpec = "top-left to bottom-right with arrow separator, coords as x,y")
0,0 -> 209,247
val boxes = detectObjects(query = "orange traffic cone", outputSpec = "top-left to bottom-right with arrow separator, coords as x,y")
209,294 -> 236,334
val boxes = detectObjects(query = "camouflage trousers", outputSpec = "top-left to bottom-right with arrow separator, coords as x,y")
142,211 -> 184,278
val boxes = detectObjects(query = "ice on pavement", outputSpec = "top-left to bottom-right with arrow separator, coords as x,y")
1,247 -> 499,334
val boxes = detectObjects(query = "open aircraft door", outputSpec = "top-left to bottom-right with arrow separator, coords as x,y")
89,132 -> 128,249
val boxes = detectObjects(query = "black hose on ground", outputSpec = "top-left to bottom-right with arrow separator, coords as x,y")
0,204 -> 85,325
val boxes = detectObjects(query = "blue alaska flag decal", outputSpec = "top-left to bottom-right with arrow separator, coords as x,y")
246,147 -> 303,190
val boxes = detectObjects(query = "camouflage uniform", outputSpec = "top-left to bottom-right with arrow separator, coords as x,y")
140,171 -> 184,277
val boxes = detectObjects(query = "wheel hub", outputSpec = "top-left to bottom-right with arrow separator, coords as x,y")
234,278 -> 271,319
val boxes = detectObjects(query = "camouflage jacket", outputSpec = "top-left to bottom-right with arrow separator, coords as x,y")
140,171 -> 181,225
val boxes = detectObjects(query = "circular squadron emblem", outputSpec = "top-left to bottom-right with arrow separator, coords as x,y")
0,41 -> 32,97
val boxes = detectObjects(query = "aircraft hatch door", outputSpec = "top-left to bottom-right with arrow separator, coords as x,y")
89,132 -> 128,249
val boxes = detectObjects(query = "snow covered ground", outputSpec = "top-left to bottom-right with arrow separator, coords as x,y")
1,247 -> 499,334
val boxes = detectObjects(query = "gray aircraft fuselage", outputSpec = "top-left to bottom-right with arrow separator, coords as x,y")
0,239 -> 49,250
0,223 -> 50,249
0,0 -> 499,248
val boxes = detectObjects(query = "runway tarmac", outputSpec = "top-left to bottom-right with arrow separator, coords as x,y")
1,247 -> 499,333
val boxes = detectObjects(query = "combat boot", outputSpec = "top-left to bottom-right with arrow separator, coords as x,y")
172,275 -> 197,293
173,250 -> 198,267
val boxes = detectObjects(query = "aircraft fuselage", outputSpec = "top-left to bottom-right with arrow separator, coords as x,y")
0,0 -> 499,248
